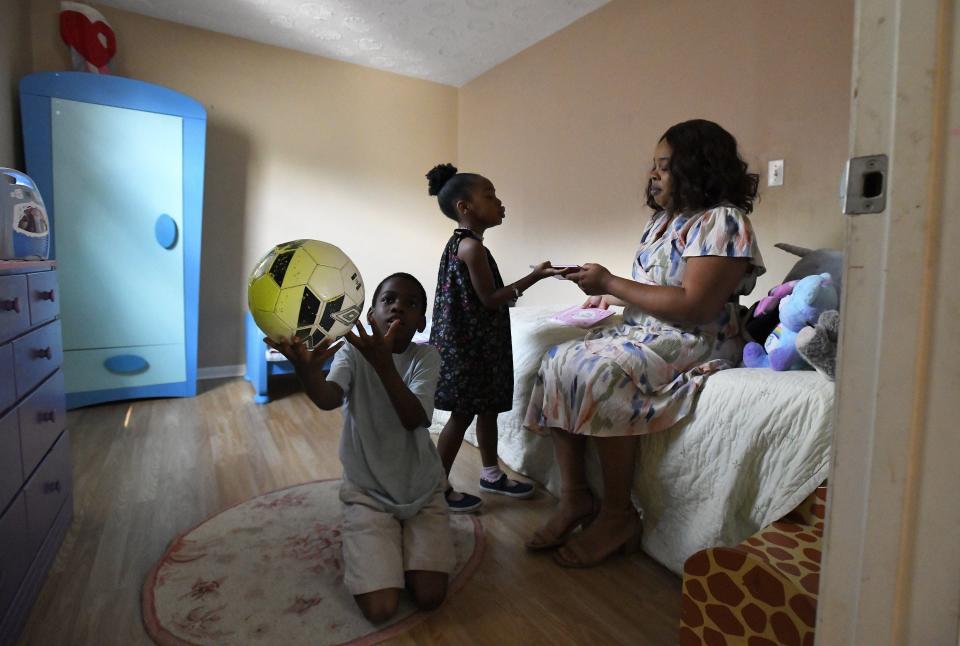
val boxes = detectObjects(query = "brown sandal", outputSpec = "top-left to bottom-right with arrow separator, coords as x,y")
552,510 -> 643,568
525,489 -> 599,551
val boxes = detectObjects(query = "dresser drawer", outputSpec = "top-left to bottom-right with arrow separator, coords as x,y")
0,409 -> 22,513
13,320 -> 62,399
64,343 -> 185,393
0,275 -> 29,344
26,270 -> 59,326
0,493 -> 29,615
23,431 -> 71,561
0,343 -> 13,413
18,371 -> 66,480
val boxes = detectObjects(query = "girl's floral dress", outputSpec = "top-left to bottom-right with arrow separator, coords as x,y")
431,228 -> 513,414
525,205 -> 765,437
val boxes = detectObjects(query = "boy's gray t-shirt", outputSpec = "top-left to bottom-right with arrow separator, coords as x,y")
327,342 -> 443,520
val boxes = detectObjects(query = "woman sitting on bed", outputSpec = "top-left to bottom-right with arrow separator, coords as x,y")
525,119 -> 765,567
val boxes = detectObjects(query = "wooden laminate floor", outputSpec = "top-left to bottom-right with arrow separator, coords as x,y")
16,377 -> 681,645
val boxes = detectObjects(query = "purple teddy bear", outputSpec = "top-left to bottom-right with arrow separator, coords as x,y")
743,273 -> 839,371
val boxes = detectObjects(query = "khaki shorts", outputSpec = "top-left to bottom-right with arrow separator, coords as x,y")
339,479 -> 455,596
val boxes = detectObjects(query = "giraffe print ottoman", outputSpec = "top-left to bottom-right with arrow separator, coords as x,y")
679,483 -> 827,646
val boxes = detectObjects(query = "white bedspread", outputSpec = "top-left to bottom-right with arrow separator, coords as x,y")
430,306 -> 833,575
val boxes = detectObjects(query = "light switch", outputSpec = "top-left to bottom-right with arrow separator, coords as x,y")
768,160 -> 784,187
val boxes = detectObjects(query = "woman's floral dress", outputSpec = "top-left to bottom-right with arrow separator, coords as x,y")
525,205 -> 765,437
431,228 -> 513,414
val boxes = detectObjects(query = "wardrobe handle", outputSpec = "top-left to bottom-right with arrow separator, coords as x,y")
38,289 -> 56,302
33,347 -> 52,360
1,297 -> 20,313
155,214 -> 179,250
38,410 -> 56,423
43,481 -> 61,494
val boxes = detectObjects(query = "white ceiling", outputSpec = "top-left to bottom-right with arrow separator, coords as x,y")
95,0 -> 611,87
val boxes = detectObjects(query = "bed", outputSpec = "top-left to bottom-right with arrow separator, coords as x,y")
429,305 -> 834,575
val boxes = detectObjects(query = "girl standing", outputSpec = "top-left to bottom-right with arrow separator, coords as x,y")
427,163 -> 564,512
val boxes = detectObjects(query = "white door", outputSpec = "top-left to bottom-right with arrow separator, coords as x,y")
817,0 -> 959,643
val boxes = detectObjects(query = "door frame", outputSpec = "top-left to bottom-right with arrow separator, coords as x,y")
817,0 -> 959,643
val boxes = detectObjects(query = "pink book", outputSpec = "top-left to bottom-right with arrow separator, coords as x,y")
552,306 -> 615,328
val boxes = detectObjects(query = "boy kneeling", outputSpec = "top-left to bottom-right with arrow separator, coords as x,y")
267,272 -> 452,622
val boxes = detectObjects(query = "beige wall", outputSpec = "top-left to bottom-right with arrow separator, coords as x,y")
28,1 -> 458,369
0,0 -> 31,168
459,0 -> 853,304
23,0 -> 852,369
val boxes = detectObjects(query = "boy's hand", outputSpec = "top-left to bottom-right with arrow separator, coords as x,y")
264,334 -> 345,411
344,318 -> 399,372
264,334 -> 342,371
346,318 -> 427,431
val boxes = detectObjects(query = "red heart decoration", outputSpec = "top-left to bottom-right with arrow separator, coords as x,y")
60,10 -> 116,68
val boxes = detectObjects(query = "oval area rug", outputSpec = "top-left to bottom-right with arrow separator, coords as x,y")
142,479 -> 484,645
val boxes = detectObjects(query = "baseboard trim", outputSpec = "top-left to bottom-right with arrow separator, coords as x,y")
198,364 -> 245,380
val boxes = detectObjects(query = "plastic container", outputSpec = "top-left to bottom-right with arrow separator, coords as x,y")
0,168 -> 50,260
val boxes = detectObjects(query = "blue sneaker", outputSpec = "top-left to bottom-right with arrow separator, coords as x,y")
446,489 -> 483,513
479,474 -> 535,499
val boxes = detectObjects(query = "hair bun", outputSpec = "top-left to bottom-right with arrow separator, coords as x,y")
426,163 -> 458,196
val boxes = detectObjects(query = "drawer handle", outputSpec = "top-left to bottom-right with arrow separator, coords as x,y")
43,481 -> 61,494
33,347 -> 53,360
37,289 -> 56,302
1,297 -> 20,313
104,354 -> 150,375
38,410 -> 56,423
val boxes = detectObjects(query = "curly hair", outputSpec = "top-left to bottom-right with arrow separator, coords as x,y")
646,120 -> 759,214
426,163 -> 484,222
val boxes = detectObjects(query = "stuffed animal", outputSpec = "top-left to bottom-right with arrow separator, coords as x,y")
796,309 -> 840,379
754,280 -> 798,317
776,243 -> 843,299
743,280 -> 798,344
743,273 -> 838,370
743,243 -> 843,344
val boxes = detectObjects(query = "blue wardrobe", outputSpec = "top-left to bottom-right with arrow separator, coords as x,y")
20,72 -> 206,409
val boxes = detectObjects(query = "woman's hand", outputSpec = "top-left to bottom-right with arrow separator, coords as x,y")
568,263 -> 613,296
582,295 -> 612,309
344,318 -> 399,372
265,334 -> 342,371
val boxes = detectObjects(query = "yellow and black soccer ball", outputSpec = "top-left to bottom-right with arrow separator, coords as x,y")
248,239 -> 364,348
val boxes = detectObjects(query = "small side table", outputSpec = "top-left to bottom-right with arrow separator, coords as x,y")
244,312 -> 299,404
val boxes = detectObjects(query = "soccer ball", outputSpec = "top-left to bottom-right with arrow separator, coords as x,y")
248,239 -> 364,348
